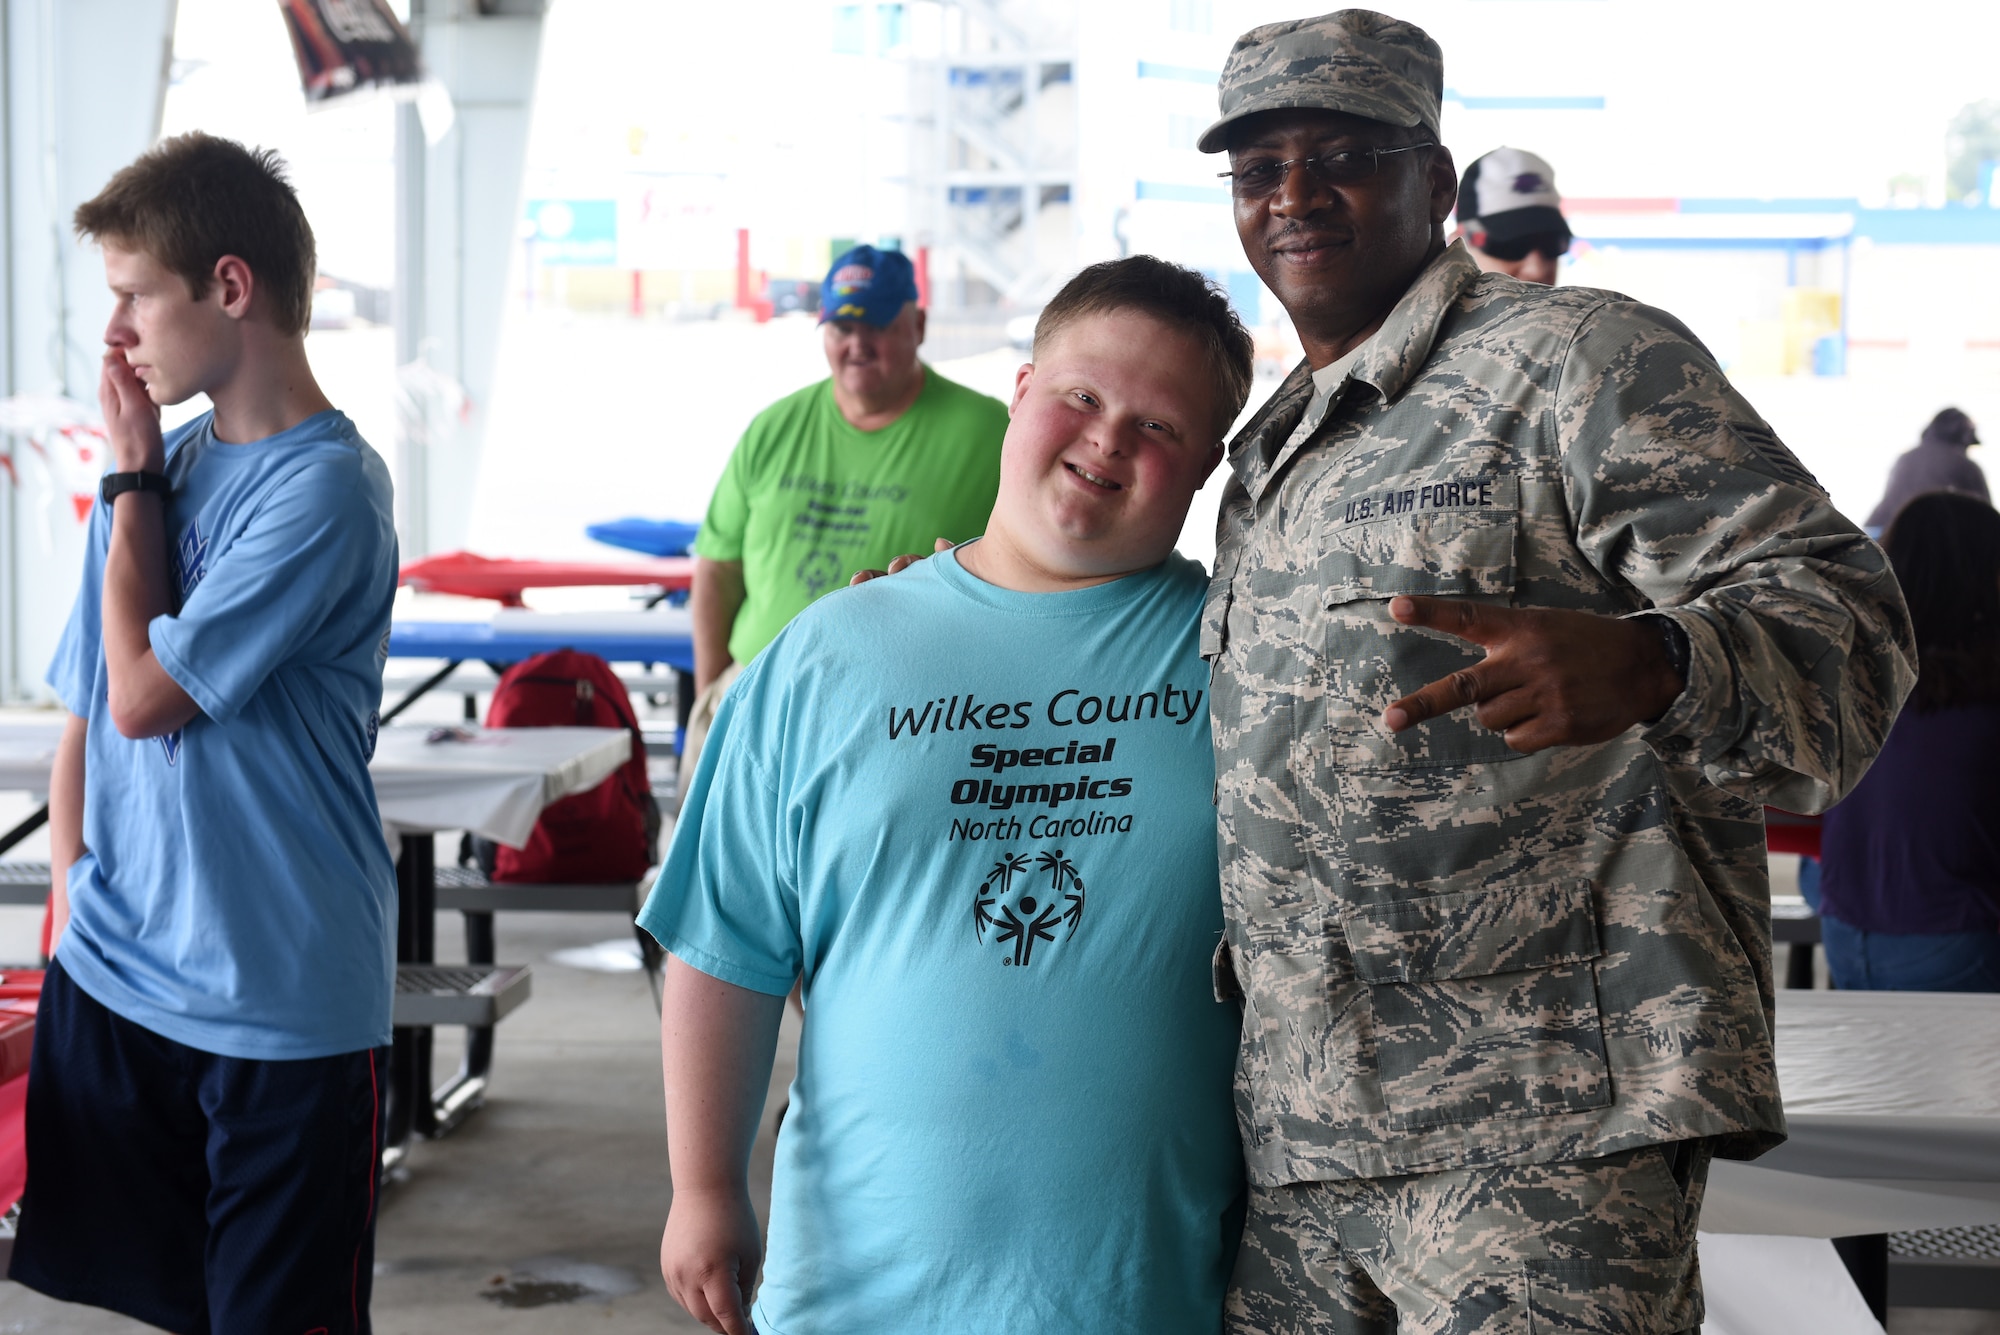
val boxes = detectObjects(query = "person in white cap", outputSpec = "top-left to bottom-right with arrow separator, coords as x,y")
1454,146 -> 1572,284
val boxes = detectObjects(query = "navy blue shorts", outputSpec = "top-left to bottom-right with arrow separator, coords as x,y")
8,960 -> 386,1335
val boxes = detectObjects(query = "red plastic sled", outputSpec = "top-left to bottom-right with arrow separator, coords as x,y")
399,550 -> 694,607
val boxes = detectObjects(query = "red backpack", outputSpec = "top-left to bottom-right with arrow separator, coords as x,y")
481,650 -> 660,883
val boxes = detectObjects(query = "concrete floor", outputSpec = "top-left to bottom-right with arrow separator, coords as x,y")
0,907 -> 801,1333
0,895 -> 1989,1332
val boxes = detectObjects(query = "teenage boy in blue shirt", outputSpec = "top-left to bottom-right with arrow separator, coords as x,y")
15,133 -> 399,1333
643,255 -> 1256,1335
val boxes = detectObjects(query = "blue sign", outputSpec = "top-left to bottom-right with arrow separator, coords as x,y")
525,199 -> 617,266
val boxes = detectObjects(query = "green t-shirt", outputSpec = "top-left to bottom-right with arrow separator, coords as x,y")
696,366 -> 1008,663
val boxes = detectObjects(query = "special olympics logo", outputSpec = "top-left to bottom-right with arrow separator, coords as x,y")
795,548 -> 841,599
975,850 -> 1085,967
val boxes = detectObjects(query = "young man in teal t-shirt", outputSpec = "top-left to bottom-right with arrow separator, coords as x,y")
642,256 -> 1257,1335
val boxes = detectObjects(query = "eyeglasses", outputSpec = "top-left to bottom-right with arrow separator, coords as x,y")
1217,143 -> 1436,200
1475,232 -> 1571,263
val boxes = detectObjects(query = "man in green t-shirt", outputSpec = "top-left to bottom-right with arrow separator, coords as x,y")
685,245 -> 1008,775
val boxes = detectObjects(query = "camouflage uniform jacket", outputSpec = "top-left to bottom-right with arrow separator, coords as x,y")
1205,241 -> 1915,1187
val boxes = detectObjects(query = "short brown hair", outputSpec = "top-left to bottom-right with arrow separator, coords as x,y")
74,132 -> 317,336
1033,256 -> 1255,439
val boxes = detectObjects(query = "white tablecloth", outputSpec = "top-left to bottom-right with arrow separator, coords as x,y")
1698,1234 -> 1885,1335
0,721 -> 629,849
369,726 -> 633,847
1778,989 -> 2000,1120
0,720 -> 64,795
1704,1160 -> 2000,1236
1767,989 -> 2000,1184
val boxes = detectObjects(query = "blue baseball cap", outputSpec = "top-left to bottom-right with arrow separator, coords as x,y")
820,244 -> 919,327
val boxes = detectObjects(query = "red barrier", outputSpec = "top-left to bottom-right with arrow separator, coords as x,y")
398,551 -> 693,607
1764,808 -> 1823,861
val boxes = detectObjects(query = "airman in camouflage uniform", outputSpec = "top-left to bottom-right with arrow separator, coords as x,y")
1199,11 -> 1917,1333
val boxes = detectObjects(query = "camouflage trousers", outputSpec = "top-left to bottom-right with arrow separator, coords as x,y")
1226,1141 -> 1712,1335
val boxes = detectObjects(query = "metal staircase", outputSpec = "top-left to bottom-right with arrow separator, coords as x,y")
909,0 -> 1077,308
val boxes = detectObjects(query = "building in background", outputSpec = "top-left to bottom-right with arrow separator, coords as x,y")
906,1 -> 1077,310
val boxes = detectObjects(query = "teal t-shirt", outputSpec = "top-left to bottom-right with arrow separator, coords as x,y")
639,545 -> 1243,1335
692,367 -> 1007,664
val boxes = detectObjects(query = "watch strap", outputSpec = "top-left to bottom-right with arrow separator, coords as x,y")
100,471 -> 171,503
1638,613 -> 1691,685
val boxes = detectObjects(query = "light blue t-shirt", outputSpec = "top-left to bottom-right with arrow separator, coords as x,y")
48,409 -> 399,1060
639,545 -> 1244,1335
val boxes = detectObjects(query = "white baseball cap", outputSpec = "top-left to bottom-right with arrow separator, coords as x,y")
1456,147 -> 1570,247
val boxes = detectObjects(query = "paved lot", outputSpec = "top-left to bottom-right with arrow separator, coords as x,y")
0,907 -> 800,1333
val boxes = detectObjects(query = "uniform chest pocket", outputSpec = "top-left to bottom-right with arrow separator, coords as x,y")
1343,881 -> 1612,1132
1321,505 -> 1517,605
1315,499 -> 1521,767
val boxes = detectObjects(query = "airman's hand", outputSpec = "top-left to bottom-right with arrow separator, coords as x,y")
849,537 -> 954,587
1382,595 -> 1684,754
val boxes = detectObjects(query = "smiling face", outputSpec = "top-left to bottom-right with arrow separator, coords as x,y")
979,308 -> 1226,588
1229,108 -> 1457,362
100,241 -> 241,406
822,302 -> 926,403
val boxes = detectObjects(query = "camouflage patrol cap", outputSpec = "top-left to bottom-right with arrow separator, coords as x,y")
1197,9 -> 1443,154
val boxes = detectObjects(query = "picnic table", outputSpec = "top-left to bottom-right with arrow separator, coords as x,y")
1700,988 -> 2000,1315
0,717 -> 638,1165
370,724 -> 635,1158
0,724 -> 60,863
384,608 -> 695,731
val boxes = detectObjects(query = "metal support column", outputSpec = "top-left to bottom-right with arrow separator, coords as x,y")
0,0 -> 175,702
391,0 -> 546,562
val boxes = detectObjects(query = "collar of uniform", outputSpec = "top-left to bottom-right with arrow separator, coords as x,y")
1348,240 -> 1482,404
1225,358 -> 1317,501
1225,244 -> 1482,503
1226,243 -> 1482,503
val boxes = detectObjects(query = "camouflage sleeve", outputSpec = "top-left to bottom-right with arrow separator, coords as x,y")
1554,299 -> 1917,812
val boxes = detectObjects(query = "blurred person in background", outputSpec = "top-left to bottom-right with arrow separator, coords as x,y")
1818,491 -> 2000,991
1452,146 -> 1572,285
684,244 -> 1008,779
1866,407 -> 1987,533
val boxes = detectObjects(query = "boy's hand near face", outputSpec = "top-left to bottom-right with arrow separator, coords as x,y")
99,350 -> 165,474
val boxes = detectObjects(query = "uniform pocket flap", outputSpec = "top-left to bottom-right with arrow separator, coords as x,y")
1320,476 -> 1519,607
1343,881 -> 1601,984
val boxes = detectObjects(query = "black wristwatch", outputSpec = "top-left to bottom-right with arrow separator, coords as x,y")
1641,613 -> 1691,686
100,471 -> 171,504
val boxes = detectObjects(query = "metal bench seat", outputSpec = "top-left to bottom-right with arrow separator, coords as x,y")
0,863 -> 49,906
393,962 -> 531,1028
433,864 -> 644,914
